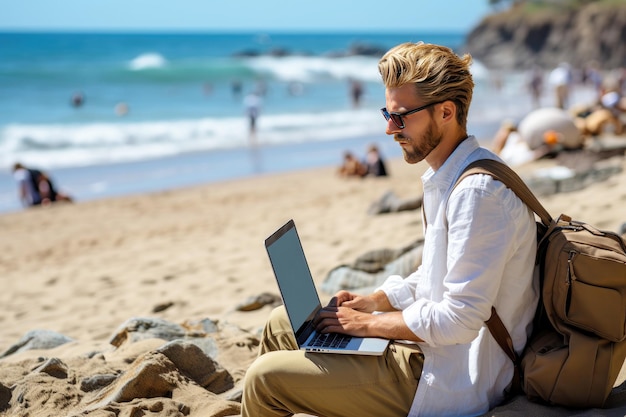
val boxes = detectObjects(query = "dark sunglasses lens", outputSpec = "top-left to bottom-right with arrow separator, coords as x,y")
391,114 -> 403,128
381,108 -> 403,128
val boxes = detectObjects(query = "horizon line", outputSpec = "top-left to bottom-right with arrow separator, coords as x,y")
0,27 -> 469,35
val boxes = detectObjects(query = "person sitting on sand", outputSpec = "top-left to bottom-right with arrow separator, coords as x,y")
572,86 -> 625,137
12,163 -> 73,208
243,42 -> 538,417
492,107 -> 584,166
363,144 -> 388,177
338,151 -> 367,177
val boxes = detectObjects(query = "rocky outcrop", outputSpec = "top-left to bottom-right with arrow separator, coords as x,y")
463,2 -> 626,70
0,317 -> 258,417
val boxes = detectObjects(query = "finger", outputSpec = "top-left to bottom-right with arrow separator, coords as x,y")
335,291 -> 354,305
314,308 -> 336,325
319,306 -> 338,315
342,299 -> 356,308
315,317 -> 340,333
327,296 -> 339,307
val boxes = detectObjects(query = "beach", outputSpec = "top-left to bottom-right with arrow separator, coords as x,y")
0,31 -> 568,214
1,140 -> 626,416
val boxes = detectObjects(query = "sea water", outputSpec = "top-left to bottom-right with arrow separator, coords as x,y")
0,31 -> 575,213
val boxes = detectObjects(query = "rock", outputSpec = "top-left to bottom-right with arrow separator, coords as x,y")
109,317 -> 187,347
525,153 -> 624,196
85,340 -> 234,412
108,317 -> 223,362
368,190 -> 423,215
235,292 -> 282,312
80,374 -> 118,392
182,318 -> 220,335
0,330 -> 73,359
464,3 -> 626,70
31,357 -> 68,379
0,382 -> 10,412
151,301 -> 174,313
84,352 -> 181,409
157,340 -> 233,393
322,241 -> 424,295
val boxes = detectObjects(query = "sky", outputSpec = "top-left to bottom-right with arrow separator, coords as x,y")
0,0 -> 493,33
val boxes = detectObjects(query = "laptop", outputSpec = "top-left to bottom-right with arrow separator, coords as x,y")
264,219 -> 389,355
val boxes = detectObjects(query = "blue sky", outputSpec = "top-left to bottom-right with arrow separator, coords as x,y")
1,0 -> 492,33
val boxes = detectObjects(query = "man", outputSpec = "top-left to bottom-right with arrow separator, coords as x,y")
242,43 -> 538,417
244,90 -> 262,139
548,62 -> 573,110
12,162 -> 73,207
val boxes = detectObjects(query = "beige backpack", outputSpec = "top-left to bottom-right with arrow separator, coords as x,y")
456,159 -> 626,408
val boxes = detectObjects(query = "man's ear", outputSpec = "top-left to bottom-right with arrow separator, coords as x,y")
440,100 -> 456,121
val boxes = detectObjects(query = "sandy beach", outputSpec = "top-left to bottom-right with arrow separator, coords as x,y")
1,141 -> 626,416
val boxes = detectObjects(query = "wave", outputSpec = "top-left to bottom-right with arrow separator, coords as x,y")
118,53 -> 386,85
247,55 -> 382,83
0,109 -> 385,170
0,65 -> 542,172
3,52 -> 492,90
129,53 -> 168,70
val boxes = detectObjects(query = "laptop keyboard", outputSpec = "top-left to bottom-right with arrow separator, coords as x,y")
310,332 -> 351,348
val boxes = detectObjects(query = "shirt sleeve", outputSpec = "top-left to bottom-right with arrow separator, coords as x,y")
403,177 -> 523,347
13,170 -> 28,183
377,267 -> 422,310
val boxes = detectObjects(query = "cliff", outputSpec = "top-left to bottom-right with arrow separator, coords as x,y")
463,2 -> 626,70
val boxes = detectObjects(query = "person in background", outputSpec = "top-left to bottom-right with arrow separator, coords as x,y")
527,66 -> 543,109
548,62 -> 574,110
115,102 -> 129,116
242,42 -> 538,417
338,151 -> 366,178
71,91 -> 85,108
572,92 -> 625,137
12,163 -> 73,208
492,107 -> 585,166
350,79 -> 364,108
244,90 -> 262,140
363,144 -> 388,177
231,80 -> 243,98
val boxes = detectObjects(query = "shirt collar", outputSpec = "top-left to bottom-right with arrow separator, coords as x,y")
422,135 -> 479,191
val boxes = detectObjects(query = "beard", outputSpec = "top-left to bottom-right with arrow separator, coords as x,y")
396,118 -> 442,164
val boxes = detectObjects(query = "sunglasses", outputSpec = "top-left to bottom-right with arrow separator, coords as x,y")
381,101 -> 443,129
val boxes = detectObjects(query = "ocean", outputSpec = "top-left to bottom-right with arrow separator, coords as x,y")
0,31 -> 569,213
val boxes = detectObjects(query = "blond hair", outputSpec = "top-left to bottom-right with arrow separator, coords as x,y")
378,42 -> 474,129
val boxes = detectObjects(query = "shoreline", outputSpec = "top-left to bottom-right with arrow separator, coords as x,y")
0,134 -> 402,215
0,129 -> 505,216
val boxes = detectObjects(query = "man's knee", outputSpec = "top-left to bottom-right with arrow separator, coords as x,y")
268,305 -> 288,324
244,351 -> 285,399
259,305 -> 299,353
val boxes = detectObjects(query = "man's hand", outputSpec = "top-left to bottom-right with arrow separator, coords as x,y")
326,290 -> 378,313
314,305 -> 375,337
314,290 -> 422,342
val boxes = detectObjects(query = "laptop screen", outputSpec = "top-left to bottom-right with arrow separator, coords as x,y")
265,220 -> 321,335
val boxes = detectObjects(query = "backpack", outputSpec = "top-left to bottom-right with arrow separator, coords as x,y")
455,158 -> 626,408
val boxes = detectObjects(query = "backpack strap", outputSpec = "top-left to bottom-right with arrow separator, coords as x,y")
452,159 -> 553,397
485,307 -> 522,396
454,159 -> 552,227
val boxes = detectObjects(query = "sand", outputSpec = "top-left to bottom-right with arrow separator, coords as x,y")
1,143 -> 626,417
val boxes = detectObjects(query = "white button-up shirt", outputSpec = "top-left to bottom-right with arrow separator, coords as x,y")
378,136 -> 538,416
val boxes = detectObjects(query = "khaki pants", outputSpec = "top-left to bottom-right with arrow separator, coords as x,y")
242,306 -> 423,417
